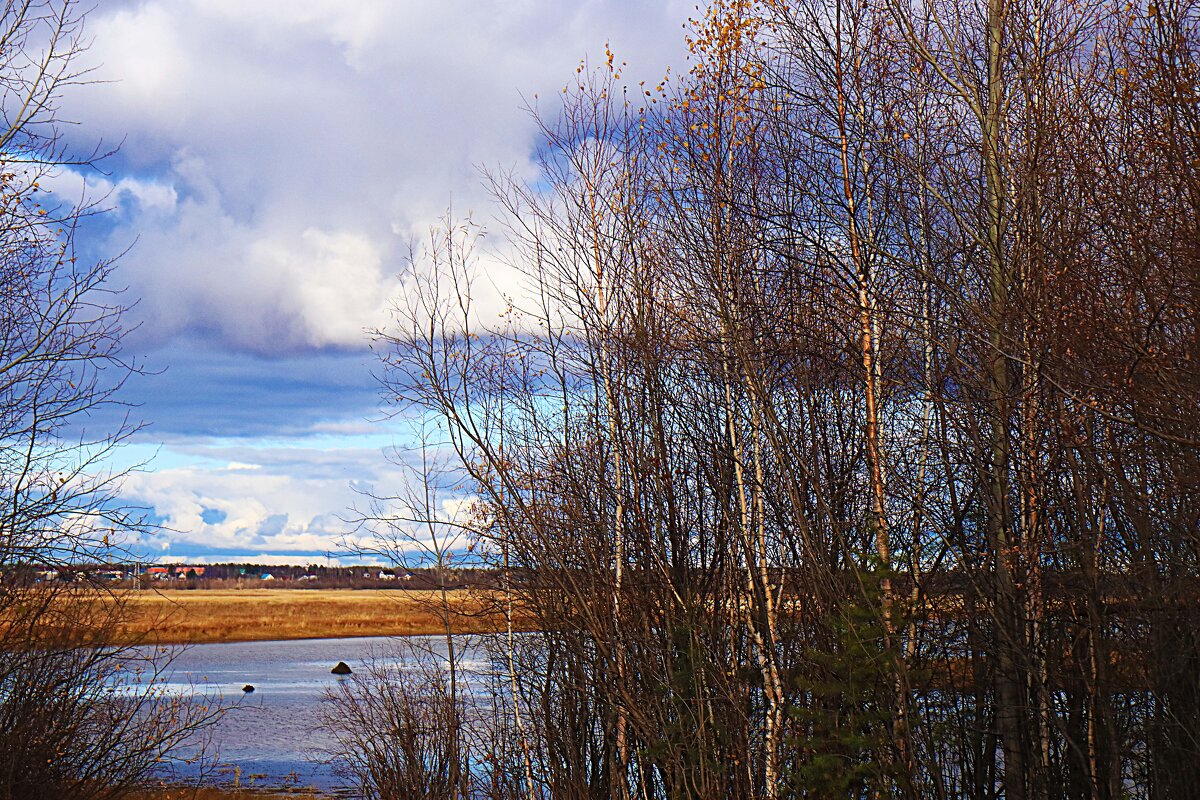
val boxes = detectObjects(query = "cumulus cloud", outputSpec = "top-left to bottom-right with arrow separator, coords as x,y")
56,0 -> 689,354
120,434 -> 479,560
122,443 -> 380,553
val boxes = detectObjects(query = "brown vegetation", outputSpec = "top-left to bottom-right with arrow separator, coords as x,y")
104,589 -> 521,645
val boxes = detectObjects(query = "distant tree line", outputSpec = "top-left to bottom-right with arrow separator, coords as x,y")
3,561 -> 504,589
357,0 -> 1200,798
132,563 -> 501,589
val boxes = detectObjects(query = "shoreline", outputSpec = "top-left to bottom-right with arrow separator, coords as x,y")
134,788 -> 331,799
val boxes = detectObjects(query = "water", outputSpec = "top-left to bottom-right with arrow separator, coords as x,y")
153,635 -> 470,794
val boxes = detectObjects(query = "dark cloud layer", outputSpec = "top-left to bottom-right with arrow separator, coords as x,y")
103,339 -> 381,439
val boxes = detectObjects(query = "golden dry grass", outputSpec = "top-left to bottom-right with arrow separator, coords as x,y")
107,588 -> 508,645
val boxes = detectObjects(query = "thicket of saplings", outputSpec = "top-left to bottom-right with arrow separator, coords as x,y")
333,0 -> 1200,798
0,588 -> 218,800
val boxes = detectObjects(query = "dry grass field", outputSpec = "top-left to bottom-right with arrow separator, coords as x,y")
106,588 -> 510,645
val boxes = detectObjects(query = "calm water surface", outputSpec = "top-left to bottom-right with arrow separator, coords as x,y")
156,635 -> 476,794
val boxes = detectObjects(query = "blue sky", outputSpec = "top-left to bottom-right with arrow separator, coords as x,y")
43,0 -> 690,565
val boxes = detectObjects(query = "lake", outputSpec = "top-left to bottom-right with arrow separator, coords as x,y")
153,635 -> 482,794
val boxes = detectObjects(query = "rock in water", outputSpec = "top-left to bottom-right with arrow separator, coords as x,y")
331,661 -> 353,675
242,685 -> 255,693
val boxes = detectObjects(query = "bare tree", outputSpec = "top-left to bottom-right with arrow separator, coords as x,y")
0,3 -> 223,797
343,418 -> 483,799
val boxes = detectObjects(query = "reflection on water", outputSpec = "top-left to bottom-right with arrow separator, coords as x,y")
155,635 -> 475,793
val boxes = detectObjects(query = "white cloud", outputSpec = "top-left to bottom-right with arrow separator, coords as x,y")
249,227 -> 393,347
58,0 -> 689,353
155,552 -> 376,567
118,176 -> 179,215
119,431 -> 469,558
123,446 -> 373,553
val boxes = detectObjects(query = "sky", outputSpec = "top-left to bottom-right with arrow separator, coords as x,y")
47,0 -> 690,565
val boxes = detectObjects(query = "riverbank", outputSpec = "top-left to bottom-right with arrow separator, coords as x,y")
110,588 -> 515,645
134,788 -> 329,799
134,789 -> 322,799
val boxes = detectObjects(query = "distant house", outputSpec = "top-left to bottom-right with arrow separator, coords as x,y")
260,573 -> 275,581
378,570 -> 397,581
144,567 -> 170,580
171,566 -> 206,579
